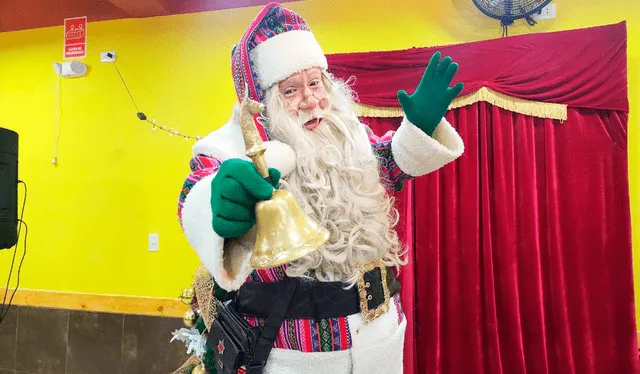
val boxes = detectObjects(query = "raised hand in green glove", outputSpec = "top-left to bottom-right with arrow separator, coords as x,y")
397,51 -> 464,136
210,158 -> 280,238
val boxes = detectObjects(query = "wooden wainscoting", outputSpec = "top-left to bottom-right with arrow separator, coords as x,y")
0,288 -> 187,317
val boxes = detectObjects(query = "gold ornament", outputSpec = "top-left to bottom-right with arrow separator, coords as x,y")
182,287 -> 195,300
238,87 -> 329,269
183,309 -> 198,327
179,287 -> 196,305
191,365 -> 206,374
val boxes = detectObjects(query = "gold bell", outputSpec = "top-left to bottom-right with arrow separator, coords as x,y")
252,189 -> 330,268
239,89 -> 329,269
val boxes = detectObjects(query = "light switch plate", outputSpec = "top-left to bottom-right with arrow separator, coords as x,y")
531,3 -> 556,20
149,233 -> 159,252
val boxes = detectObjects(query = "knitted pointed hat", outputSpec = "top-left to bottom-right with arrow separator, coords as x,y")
231,2 -> 328,139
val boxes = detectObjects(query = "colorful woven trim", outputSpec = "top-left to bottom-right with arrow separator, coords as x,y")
231,3 -> 311,141
177,155 -> 222,226
363,124 -> 412,192
242,265 -> 405,352
393,293 -> 404,325
246,265 -> 288,283
244,315 -> 353,352
241,292 -> 404,352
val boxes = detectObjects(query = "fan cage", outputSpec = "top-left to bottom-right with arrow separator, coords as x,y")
472,0 -> 552,22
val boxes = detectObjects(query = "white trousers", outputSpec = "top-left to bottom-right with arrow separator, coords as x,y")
264,297 -> 407,374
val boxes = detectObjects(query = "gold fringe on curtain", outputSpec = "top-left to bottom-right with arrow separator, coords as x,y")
354,87 -> 568,121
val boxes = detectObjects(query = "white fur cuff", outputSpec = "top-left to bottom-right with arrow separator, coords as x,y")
180,174 -> 254,291
250,30 -> 328,90
391,117 -> 464,177
192,108 -> 297,178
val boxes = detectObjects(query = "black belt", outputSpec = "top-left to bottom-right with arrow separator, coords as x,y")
232,263 -> 401,322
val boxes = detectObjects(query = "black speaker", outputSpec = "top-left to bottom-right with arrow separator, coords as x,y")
0,127 -> 18,250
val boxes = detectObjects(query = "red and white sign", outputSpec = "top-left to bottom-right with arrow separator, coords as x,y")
63,17 -> 87,59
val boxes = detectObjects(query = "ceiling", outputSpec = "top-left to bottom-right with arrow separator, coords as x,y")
0,0 -> 298,33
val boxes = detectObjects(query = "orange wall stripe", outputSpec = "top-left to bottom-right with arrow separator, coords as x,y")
1,288 -> 187,317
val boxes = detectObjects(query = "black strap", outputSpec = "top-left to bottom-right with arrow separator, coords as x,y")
237,267 -> 401,320
246,277 -> 297,374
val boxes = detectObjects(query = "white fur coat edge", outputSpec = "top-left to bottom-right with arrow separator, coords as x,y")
181,108 -> 463,290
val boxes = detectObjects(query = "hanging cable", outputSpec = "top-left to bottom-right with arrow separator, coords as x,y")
52,76 -> 62,166
112,62 -> 201,141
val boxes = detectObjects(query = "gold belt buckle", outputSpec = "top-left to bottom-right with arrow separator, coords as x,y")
357,260 -> 391,324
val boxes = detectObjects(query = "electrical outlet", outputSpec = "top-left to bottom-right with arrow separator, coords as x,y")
149,233 -> 159,252
531,3 -> 556,20
101,51 -> 116,62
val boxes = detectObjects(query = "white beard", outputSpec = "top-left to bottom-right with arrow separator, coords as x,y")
263,77 -> 406,286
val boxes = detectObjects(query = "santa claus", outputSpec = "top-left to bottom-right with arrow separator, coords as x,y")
177,2 -> 464,373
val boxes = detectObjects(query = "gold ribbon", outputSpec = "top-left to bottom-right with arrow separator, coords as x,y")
193,264 -> 217,331
170,355 -> 200,374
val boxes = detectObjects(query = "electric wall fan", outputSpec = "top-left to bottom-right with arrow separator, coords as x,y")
472,0 -> 552,35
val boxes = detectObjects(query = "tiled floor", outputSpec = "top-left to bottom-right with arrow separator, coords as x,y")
0,305 -> 190,374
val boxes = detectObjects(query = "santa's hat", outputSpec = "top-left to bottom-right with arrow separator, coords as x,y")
231,2 -> 327,139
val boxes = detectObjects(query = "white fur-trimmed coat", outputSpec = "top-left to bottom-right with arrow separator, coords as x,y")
176,106 -> 464,373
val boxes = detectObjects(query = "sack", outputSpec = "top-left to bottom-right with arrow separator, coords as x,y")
207,299 -> 261,374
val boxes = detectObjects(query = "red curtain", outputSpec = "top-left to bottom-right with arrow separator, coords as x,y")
328,22 -> 628,112
341,21 -> 636,374
364,104 -> 638,374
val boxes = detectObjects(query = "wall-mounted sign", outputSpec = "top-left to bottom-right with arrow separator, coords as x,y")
64,16 -> 87,59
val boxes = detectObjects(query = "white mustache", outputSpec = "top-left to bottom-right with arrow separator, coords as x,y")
296,107 -> 330,126
295,97 -> 332,126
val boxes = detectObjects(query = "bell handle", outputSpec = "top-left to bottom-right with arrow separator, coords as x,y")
246,143 -> 275,188
246,144 -> 271,182
239,85 -> 273,183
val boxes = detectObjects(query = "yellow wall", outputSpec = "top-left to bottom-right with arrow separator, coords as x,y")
0,0 -> 638,310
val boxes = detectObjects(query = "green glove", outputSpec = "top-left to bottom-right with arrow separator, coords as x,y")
397,51 -> 464,136
210,158 -> 280,238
